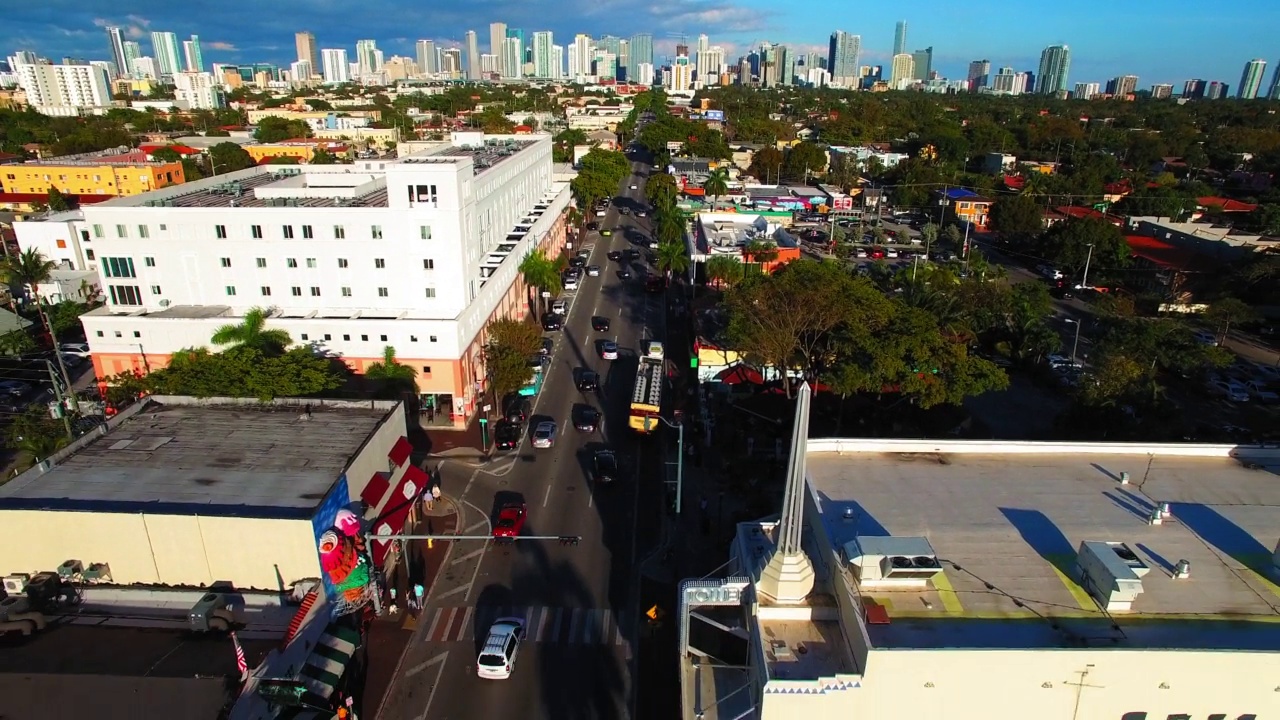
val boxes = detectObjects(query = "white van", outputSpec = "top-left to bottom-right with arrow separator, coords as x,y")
476,617 -> 525,679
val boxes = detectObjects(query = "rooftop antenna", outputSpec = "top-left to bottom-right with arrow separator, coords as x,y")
756,381 -> 816,605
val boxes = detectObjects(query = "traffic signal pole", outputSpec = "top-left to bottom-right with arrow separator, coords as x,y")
369,534 -> 582,544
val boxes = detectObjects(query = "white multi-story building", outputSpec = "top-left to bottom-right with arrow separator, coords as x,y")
695,47 -> 724,87
15,62 -> 113,114
131,57 -> 159,80
321,49 -> 350,84
669,56 -> 693,92
14,133 -> 571,427
150,31 -> 183,77
1074,82 -> 1101,100
174,72 -> 224,109
634,62 -> 655,86
290,60 -> 314,87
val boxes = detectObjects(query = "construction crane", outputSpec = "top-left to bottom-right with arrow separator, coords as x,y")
662,32 -> 689,66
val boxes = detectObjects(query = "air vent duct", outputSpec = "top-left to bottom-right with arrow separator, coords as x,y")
1076,541 -> 1148,612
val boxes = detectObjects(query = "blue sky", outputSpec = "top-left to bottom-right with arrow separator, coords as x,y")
4,0 -> 1278,88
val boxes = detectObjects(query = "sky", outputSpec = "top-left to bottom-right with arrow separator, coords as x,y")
4,0 -> 1279,89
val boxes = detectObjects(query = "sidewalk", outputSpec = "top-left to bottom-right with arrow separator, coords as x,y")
357,497 -> 458,720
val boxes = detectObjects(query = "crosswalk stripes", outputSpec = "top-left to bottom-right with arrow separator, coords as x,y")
420,606 -> 628,646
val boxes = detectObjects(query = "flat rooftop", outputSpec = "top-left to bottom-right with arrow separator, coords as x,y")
807,450 -> 1280,650
0,399 -> 390,518
0,623 -> 273,720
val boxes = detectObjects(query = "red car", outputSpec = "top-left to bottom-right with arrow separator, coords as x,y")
493,503 -> 527,540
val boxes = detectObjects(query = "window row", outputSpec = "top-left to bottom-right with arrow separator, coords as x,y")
96,223 -> 432,241
110,283 -> 437,305
218,257 -> 437,270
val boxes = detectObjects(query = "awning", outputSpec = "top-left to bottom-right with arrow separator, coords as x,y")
360,472 -> 390,508
388,436 -> 412,467
716,365 -> 763,385
295,623 -> 360,705
371,465 -> 429,565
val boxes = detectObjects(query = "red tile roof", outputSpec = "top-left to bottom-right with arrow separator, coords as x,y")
94,150 -> 153,163
1126,235 -> 1207,270
140,144 -> 199,156
1002,175 -> 1026,190
1104,179 -> 1132,195
1052,206 -> 1124,226
1197,196 -> 1258,213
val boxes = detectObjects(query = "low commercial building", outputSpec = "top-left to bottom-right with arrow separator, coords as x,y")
938,187 -> 992,230
694,212 -> 800,273
690,437 -> 1280,719
0,147 -> 186,198
13,132 -> 571,426
243,139 -> 352,164
1130,217 -> 1280,262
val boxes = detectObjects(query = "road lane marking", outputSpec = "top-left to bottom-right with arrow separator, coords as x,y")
451,548 -> 485,566
436,583 -> 468,601
537,606 -> 552,641
411,650 -> 449,720
543,485 -> 552,508
464,520 -> 487,534
567,608 -> 582,643
588,490 -> 594,508
455,606 -> 474,641
405,651 -> 449,677
424,607 -> 444,641
550,606 -> 564,641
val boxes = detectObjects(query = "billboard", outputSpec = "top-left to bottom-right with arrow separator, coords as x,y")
832,196 -> 854,211
704,110 -> 726,122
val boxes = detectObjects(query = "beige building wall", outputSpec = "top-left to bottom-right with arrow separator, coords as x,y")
340,401 -> 408,503
0,510 -> 320,588
762,647 -> 1278,719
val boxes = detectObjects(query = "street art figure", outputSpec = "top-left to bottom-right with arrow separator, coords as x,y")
318,509 -> 373,617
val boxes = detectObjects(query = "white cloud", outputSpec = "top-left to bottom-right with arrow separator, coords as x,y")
208,41 -> 238,51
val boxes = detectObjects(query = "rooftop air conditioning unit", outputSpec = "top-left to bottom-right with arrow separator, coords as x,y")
1077,541 -> 1148,612
844,535 -> 944,587
3,574 -> 30,595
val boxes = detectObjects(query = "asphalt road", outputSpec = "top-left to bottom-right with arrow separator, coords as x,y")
378,156 -> 663,720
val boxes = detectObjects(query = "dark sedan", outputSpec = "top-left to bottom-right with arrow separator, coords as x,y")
541,314 -> 563,331
494,420 -> 522,450
593,450 -> 618,483
592,316 -> 611,332
574,406 -> 601,432
576,370 -> 599,392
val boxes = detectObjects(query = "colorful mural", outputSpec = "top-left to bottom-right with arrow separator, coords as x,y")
311,475 -> 375,618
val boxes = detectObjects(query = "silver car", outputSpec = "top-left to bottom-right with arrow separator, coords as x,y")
532,421 -> 557,448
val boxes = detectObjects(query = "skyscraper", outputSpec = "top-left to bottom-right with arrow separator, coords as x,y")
355,39 -> 379,76
465,31 -> 480,79
416,40 -> 437,75
911,47 -> 933,81
1238,58 -> 1267,99
697,34 -> 710,53
106,26 -> 128,78
1036,45 -> 1071,95
893,21 -> 907,57
552,45 -> 564,79
1183,79 -> 1207,99
827,31 -> 861,86
295,32 -> 320,76
967,59 -> 990,89
440,48 -> 462,76
1106,74 -> 1138,97
122,41 -> 141,77
489,23 -> 507,74
502,37 -> 522,78
532,32 -> 555,79
151,31 -> 183,76
320,48 -> 349,84
629,33 -> 653,74
573,34 -> 594,79
1151,84 -> 1174,99
1267,63 -> 1280,100
889,53 -> 915,89
183,36 -> 204,73
506,29 -> 527,65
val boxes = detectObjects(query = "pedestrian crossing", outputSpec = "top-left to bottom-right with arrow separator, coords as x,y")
418,606 -> 629,647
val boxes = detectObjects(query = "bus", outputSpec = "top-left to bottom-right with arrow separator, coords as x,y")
629,342 -> 665,433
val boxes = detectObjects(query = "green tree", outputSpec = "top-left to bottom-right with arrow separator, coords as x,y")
553,128 -> 587,163
7,405 -> 69,465
748,147 -> 784,183
703,167 -> 730,208
46,300 -> 91,335
518,249 -> 561,319
209,142 -> 255,173
655,241 -> 689,280
988,194 -> 1044,243
782,142 -> 827,182
571,148 -> 629,211
150,146 -> 184,163
705,255 -> 743,289
1114,186 -> 1193,219
268,156 -> 301,165
483,318 -> 542,403
254,116 -> 312,143
645,173 -> 679,210
46,186 -> 73,211
0,247 -> 56,302
210,307 -> 293,355
0,329 -> 35,355
1038,218 -> 1130,278
364,346 -> 418,398
145,346 -> 343,401
310,149 -> 339,165
305,99 -> 334,110
1203,298 -> 1259,343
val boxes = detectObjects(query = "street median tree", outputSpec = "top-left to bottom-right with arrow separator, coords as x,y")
484,318 -> 542,403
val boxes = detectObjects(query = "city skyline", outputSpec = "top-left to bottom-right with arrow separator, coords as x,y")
3,0 -> 1280,87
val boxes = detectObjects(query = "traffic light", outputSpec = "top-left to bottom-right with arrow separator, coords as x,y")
558,536 -> 581,546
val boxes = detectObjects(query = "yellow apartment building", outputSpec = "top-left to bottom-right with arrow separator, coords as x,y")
0,149 -> 185,197
244,140 -> 352,164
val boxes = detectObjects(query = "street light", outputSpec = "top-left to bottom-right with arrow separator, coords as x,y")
1079,243 -> 1095,290
1065,318 -> 1082,365
644,413 -> 685,515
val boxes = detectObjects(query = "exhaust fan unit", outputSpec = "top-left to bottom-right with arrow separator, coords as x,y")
844,536 -> 944,586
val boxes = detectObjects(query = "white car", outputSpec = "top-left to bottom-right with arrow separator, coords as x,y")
551,299 -> 568,315
595,209 -> 607,217
476,617 -> 526,679
600,341 -> 619,360
1046,354 -> 1082,370
531,421 -> 557,448
587,265 -> 601,277
60,343 -> 90,358
563,276 -> 579,291
630,184 -> 638,189
637,210 -> 647,217
886,248 -> 899,258
855,249 -> 868,258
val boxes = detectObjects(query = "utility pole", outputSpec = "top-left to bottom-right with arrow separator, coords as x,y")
35,298 -> 76,413
1080,243 -> 1095,289
46,360 -> 74,441
648,414 -> 686,515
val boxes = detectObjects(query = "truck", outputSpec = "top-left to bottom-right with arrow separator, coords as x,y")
629,341 -> 665,433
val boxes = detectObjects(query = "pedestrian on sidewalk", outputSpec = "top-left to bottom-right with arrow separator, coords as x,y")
388,587 -> 399,615
431,484 -> 442,505
413,583 -> 425,611
424,492 -> 435,512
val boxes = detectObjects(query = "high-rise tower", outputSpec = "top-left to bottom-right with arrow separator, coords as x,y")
295,32 -> 320,76
827,31 -> 861,86
893,21 -> 907,57
1036,45 -> 1071,95
105,26 -> 128,78
1238,58 -> 1267,99
465,31 -> 480,79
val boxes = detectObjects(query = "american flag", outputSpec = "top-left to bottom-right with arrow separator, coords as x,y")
231,631 -> 248,680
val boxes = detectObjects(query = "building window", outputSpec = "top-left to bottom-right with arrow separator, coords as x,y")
425,288 -> 436,298
215,225 -> 227,239
342,334 -> 350,341
341,287 -> 352,297
302,225 -> 314,239
56,239 -> 66,249
412,184 -> 438,203
261,286 -> 272,296
300,333 -> 309,341
226,286 -> 237,296
249,225 -> 263,239
374,258 -> 386,269
150,285 -> 161,294
92,224 -> 103,238
144,256 -> 155,267
133,331 -> 141,338
96,330 -> 103,337
423,259 -> 435,270
115,224 -> 127,238
420,225 -> 432,240
287,258 -> 298,268
256,257 -> 267,268
138,225 -> 149,238
337,258 -> 349,269
310,286 -> 321,296
291,286 -> 302,296
333,225 -> 345,239
108,285 -> 142,305
410,335 -> 418,342
377,287 -> 389,297
380,334 -> 387,341
371,225 -> 383,239
160,224 -> 167,231
102,257 -> 136,278
429,335 -> 437,342
115,331 -> 122,337
306,258 -> 317,268
323,334 -> 331,341
86,249 -> 95,261
283,225 -> 295,239
422,366 -> 432,374
220,257 -> 232,268
361,334 -> 369,341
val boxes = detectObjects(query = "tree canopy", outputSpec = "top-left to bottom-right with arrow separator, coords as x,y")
254,116 -> 313,143
484,318 -> 542,403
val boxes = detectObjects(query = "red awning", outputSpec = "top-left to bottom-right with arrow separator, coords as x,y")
388,437 -> 412,467
371,465 -> 430,564
717,365 -> 764,385
361,471 -> 391,508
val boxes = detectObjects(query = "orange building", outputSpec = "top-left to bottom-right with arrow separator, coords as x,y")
244,139 -> 352,164
0,149 -> 185,198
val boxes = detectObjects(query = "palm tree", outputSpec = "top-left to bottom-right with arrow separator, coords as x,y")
518,249 -> 561,319
210,307 -> 292,355
655,241 -> 690,281
0,247 -> 56,302
703,167 -> 730,210
705,255 -> 743,290
744,241 -> 779,274
365,346 -> 419,398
